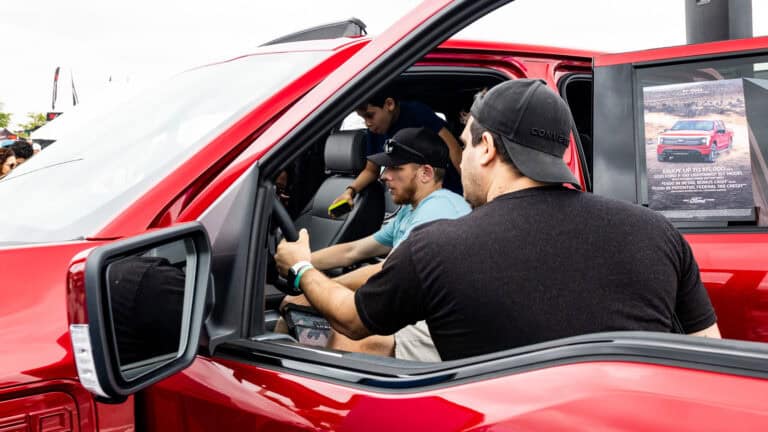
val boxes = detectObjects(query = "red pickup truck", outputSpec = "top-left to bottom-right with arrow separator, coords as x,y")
2,1 -> 768,431
657,119 -> 734,162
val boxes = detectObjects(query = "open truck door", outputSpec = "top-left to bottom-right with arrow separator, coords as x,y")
593,37 -> 768,342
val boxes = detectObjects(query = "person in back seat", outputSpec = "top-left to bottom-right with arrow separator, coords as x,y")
332,88 -> 463,207
280,127 -> 470,361
276,80 -> 720,362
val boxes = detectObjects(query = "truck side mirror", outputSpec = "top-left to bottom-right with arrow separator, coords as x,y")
71,222 -> 211,401
717,129 -> 726,134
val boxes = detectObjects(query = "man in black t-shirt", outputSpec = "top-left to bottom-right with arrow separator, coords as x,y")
275,79 -> 720,361
109,256 -> 185,365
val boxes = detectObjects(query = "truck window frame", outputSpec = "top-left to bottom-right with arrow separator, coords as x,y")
633,52 -> 768,228
594,49 -> 768,231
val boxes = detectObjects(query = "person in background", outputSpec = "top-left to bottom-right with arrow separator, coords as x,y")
0,148 -> 16,180
9,141 -> 33,165
275,170 -> 292,207
332,89 -> 463,209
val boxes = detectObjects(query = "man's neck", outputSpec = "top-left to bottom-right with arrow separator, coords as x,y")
486,171 -> 547,203
387,105 -> 401,133
410,183 -> 441,208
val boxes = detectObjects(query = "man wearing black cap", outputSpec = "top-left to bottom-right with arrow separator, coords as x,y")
277,80 -> 720,362
279,127 -> 469,361
331,89 -> 464,209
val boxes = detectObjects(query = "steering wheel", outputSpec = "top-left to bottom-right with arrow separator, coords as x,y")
272,194 -> 298,242
270,195 -> 303,295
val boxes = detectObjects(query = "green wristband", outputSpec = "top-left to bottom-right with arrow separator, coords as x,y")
294,264 -> 314,290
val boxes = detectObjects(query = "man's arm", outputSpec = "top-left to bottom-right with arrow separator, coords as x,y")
350,161 -> 380,197
333,262 -> 383,291
675,232 -> 721,338
689,323 -> 721,338
438,127 -> 462,173
332,161 -> 380,207
311,235 -> 390,270
298,268 -> 371,340
277,229 -> 425,341
279,262 -> 383,312
275,229 -> 371,340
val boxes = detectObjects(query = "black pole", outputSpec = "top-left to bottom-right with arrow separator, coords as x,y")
51,66 -> 60,111
685,0 -> 752,44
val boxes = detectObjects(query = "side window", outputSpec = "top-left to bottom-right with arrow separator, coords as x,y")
339,110 -> 447,131
636,55 -> 768,227
340,112 -> 366,131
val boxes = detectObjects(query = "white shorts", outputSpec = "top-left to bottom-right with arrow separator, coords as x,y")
394,320 -> 441,362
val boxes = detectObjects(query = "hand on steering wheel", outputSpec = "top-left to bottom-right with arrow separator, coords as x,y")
271,195 -> 305,296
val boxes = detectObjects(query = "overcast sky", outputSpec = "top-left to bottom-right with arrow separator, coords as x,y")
2,0 -> 766,128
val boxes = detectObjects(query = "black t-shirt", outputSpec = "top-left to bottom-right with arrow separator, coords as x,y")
354,186 -> 717,361
110,256 -> 185,365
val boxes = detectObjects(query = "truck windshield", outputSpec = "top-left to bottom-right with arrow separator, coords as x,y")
671,120 -> 714,131
0,51 -> 328,243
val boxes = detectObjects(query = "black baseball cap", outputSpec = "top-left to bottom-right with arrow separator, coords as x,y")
470,79 -> 580,188
367,127 -> 450,168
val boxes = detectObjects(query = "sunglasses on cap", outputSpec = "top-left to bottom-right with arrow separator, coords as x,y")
383,138 -> 426,162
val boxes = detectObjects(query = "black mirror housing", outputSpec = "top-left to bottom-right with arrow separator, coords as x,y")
77,222 -> 211,401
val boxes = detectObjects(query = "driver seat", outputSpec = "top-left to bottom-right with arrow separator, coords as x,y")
295,130 -> 384,251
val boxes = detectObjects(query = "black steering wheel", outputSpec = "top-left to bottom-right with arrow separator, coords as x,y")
272,194 -> 298,242
271,195 -> 303,295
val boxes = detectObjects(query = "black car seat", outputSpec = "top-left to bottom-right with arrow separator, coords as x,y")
295,129 -> 384,251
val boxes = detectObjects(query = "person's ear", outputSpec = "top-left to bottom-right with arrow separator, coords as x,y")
384,97 -> 396,112
420,165 -> 434,183
478,131 -> 497,166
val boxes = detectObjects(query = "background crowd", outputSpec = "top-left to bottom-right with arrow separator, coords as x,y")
0,139 -> 40,179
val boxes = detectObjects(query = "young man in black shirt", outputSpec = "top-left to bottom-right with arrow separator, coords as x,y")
332,89 -> 464,206
275,79 -> 720,361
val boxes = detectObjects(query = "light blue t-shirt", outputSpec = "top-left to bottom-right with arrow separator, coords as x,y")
373,189 -> 471,249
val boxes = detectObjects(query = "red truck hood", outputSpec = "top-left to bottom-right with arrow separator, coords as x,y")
0,240 -> 98,388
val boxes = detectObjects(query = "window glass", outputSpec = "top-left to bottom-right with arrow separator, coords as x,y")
637,55 -> 768,225
340,112 -> 366,131
0,51 -> 329,243
339,111 -> 446,131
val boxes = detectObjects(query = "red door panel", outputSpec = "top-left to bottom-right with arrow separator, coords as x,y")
141,357 -> 768,431
0,392 -> 79,432
688,232 -> 768,342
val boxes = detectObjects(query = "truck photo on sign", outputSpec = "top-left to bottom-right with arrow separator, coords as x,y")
643,78 -> 755,222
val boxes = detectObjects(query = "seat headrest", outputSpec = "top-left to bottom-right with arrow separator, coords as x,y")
325,129 -> 367,174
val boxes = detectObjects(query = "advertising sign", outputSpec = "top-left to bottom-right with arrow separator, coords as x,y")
643,79 -> 754,221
